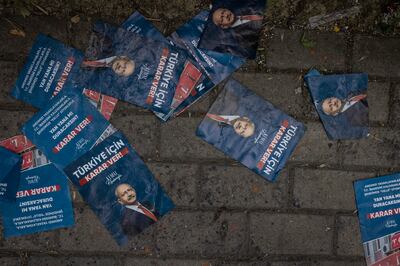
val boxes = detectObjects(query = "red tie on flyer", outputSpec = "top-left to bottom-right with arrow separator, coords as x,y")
237,15 -> 264,21
138,205 -> 158,222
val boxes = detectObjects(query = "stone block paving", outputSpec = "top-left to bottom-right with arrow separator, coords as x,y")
0,1 -> 399,265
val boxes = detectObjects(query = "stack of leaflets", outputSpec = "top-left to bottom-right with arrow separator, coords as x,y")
21,89 -> 174,245
1,1 -> 273,243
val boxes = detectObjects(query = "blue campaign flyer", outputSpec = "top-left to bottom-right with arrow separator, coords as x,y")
198,0 -> 267,59
122,11 -> 244,121
80,21 -> 189,114
63,131 -> 174,246
354,173 -> 400,266
22,89 -> 111,169
0,147 -> 21,202
12,34 -> 83,109
0,146 -> 74,238
196,79 -> 305,182
121,11 -> 167,43
305,69 -> 369,140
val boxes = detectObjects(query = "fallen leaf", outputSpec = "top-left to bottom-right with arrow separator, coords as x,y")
333,24 -> 341,32
9,28 -> 26,37
71,15 -> 80,24
300,33 -> 316,49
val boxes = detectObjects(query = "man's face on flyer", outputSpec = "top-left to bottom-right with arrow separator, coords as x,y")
322,97 -> 342,116
112,57 -> 135,77
116,183 -> 137,205
233,118 -> 255,138
212,8 -> 235,29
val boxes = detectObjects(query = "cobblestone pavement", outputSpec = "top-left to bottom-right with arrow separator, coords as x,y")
0,1 -> 399,265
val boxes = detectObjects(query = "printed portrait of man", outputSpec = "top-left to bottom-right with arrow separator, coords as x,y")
206,114 -> 255,138
320,93 -> 368,126
82,56 -> 135,77
198,1 -> 265,59
212,8 -> 263,29
115,183 -> 158,236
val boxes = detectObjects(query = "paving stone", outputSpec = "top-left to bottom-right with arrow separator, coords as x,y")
59,206 -> 155,254
232,72 -> 318,120
199,166 -> 288,208
0,223 -> 56,250
391,83 -> 400,127
0,16 -> 68,60
109,114 -> 158,158
249,213 -> 334,255
28,256 -> 117,266
160,117 -> 227,160
289,122 -> 339,164
293,168 -> 375,210
336,216 -> 363,256
353,35 -> 400,78
0,257 -> 22,266
368,81 -> 390,124
148,163 -> 198,207
0,111 -> 34,139
219,262 -> 267,266
156,210 -> 247,256
266,29 -> 346,71
270,260 -> 365,266
340,127 -> 400,168
0,61 -> 20,105
124,258 -> 213,266
59,207 -> 121,252
68,0 -> 134,22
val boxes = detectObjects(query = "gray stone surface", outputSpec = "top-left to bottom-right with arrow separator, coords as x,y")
336,216 -> 364,256
0,257 -> 22,266
368,81 -> 390,124
156,211 -> 247,256
293,168 -> 375,210
340,127 -> 400,168
353,35 -> 400,78
110,114 -> 159,157
199,166 -> 288,208
160,117 -> 227,159
249,213 -> 334,255
27,256 -> 118,266
0,61 -> 20,105
266,29 -> 346,71
0,111 -> 35,139
232,72 -> 318,120
290,122 -> 339,164
0,16 -> 68,60
148,163 -> 198,207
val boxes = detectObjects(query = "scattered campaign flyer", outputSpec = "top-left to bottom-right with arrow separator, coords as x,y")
0,136 -> 74,238
121,11 -> 167,43
0,147 -> 21,202
122,11 -> 244,121
64,131 -> 174,245
354,173 -> 400,266
11,34 -> 119,118
22,89 -> 112,169
21,87 -> 174,245
79,21 -> 191,114
12,34 -> 83,108
305,69 -> 369,140
198,0 -> 267,59
197,79 -> 305,182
